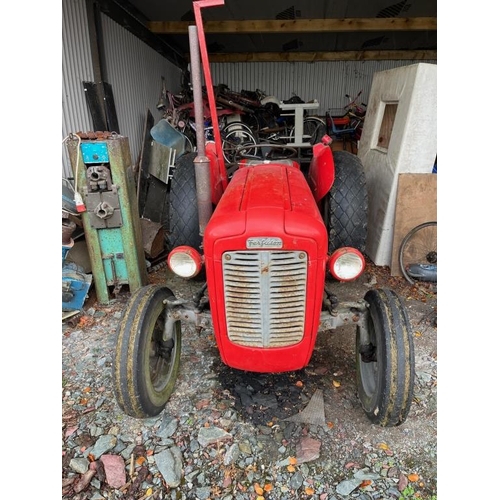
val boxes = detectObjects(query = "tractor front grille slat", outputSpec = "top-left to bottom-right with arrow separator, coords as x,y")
222,250 -> 307,347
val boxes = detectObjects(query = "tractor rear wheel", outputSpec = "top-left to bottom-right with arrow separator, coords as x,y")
113,285 -> 181,418
168,152 -> 202,251
325,150 -> 368,252
356,288 -> 415,426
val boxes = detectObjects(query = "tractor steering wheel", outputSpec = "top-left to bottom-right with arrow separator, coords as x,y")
234,143 -> 298,162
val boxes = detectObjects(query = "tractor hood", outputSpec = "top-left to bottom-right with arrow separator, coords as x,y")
204,162 -> 328,254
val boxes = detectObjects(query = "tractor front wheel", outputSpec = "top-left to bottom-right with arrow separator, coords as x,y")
356,288 -> 415,426
113,285 -> 181,418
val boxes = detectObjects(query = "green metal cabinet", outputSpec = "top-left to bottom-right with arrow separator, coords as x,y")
66,133 -> 148,304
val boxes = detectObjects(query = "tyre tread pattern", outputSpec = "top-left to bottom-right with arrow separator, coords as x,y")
328,151 -> 368,252
360,288 -> 415,426
168,152 -> 202,251
113,284 -> 178,418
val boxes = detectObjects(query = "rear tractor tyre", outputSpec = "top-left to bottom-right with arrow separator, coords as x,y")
113,285 -> 181,418
356,288 -> 415,426
326,150 -> 368,253
168,152 -> 202,252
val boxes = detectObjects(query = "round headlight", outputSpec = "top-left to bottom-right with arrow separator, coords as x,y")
168,246 -> 203,278
328,247 -> 365,282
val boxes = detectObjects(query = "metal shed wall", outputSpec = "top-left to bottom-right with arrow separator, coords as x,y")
62,0 -> 183,178
100,14 -> 183,167
211,60 -> 437,115
62,0 -> 94,178
62,0 -> 435,178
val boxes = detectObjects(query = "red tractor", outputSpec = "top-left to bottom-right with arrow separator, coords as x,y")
112,0 -> 415,428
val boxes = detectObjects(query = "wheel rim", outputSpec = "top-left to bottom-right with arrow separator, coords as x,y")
399,221 -> 437,285
222,128 -> 257,163
358,316 -> 378,400
148,312 -> 178,394
290,118 -> 325,144
290,118 -> 325,158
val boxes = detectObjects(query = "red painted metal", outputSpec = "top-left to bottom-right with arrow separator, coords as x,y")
307,136 -> 335,203
328,247 -> 366,282
193,0 -> 228,196
203,163 -> 328,372
205,142 -> 225,204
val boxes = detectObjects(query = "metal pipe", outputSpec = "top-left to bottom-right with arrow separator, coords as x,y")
193,0 -> 228,190
194,155 -> 212,237
188,24 -> 213,237
188,25 -> 205,156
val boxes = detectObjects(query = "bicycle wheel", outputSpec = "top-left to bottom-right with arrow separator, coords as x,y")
221,123 -> 258,164
290,117 -> 326,145
399,221 -> 437,285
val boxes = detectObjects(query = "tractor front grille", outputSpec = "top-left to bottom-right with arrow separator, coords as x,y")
222,250 -> 307,347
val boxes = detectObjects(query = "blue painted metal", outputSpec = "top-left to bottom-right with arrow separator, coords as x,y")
150,119 -> 187,158
97,227 -> 129,285
62,247 -> 92,311
62,244 -> 72,261
80,142 -> 110,163
62,263 -> 93,311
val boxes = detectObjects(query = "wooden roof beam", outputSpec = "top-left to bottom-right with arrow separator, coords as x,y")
198,50 -> 437,62
149,17 -> 437,34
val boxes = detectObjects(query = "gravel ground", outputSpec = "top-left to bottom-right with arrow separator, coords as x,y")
61,261 -> 437,500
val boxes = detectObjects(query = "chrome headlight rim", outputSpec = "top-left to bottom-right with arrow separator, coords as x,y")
167,246 -> 203,278
328,247 -> 365,282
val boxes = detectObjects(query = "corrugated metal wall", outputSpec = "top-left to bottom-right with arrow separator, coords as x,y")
100,15 -> 183,167
211,60 -> 437,115
61,0 -> 183,178
62,0 -> 435,178
62,0 -> 94,178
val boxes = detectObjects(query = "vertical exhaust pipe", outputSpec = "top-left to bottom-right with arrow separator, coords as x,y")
188,25 -> 212,238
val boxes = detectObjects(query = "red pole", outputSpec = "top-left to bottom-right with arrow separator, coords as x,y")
193,0 -> 228,189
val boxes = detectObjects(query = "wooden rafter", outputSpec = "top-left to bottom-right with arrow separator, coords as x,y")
149,17 -> 437,34
198,50 -> 437,63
